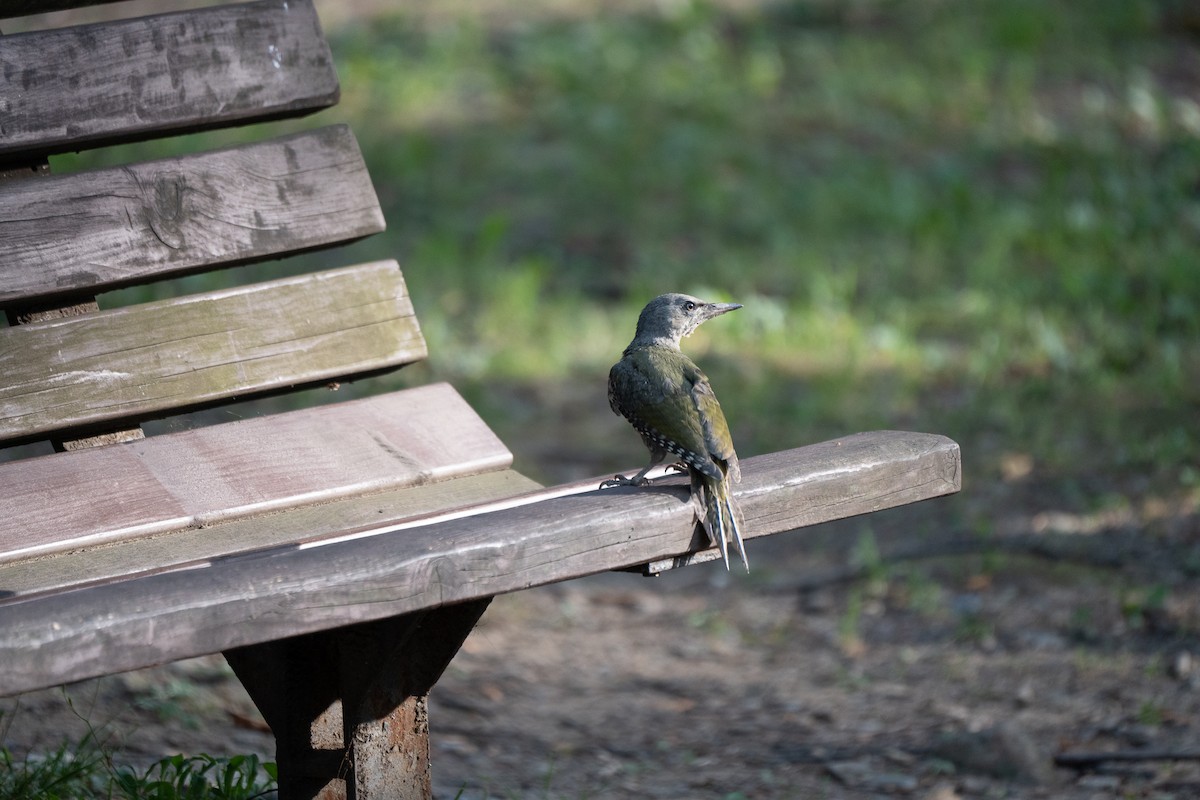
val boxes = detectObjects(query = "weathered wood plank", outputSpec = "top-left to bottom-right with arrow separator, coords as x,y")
0,383 -> 513,566
0,469 -> 540,599
0,126 -> 384,305
0,431 -> 961,696
0,260 -> 425,444
0,0 -> 338,161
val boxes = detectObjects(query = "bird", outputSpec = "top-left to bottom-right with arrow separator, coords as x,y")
602,293 -> 748,571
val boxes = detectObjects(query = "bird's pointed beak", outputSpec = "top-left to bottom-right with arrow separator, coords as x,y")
704,302 -> 742,319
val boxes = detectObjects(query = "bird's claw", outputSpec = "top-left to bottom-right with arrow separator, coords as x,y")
599,473 -> 649,489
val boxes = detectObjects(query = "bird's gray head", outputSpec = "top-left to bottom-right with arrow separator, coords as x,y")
631,293 -> 742,348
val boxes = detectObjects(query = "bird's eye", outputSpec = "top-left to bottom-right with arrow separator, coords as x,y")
684,301 -> 696,312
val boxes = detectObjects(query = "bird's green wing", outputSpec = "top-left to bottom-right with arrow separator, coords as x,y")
682,360 -> 740,481
610,347 -> 715,474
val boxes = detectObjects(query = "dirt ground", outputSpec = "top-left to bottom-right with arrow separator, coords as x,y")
4,491 -> 1199,800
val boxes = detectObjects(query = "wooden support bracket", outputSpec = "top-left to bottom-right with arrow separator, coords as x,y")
224,598 -> 491,800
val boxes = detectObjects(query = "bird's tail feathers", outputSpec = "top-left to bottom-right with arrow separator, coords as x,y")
696,474 -> 748,572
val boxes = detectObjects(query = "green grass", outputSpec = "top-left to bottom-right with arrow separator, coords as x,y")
54,0 -> 1200,500
0,744 -> 275,800
108,754 -> 276,800
0,737 -> 106,800
325,0 -> 1198,496
1,695 -> 275,800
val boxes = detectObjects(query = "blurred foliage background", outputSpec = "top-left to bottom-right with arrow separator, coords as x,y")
46,0 -> 1200,542
4,2 -> 1199,792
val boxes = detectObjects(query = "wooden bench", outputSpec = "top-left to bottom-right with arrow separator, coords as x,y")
0,2 -> 962,798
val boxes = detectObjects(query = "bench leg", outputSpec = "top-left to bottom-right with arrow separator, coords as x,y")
224,598 -> 491,800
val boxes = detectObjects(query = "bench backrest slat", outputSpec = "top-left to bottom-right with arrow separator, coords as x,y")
0,126 -> 384,306
0,0 -> 338,163
0,260 -> 425,445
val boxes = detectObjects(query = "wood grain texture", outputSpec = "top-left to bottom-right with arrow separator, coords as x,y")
0,430 -> 961,696
0,383 -> 513,565
0,0 -> 338,161
0,469 -> 540,600
0,260 -> 425,444
0,126 -> 384,305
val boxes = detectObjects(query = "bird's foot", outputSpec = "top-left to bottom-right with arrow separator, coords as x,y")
665,461 -> 689,475
599,473 -> 651,489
